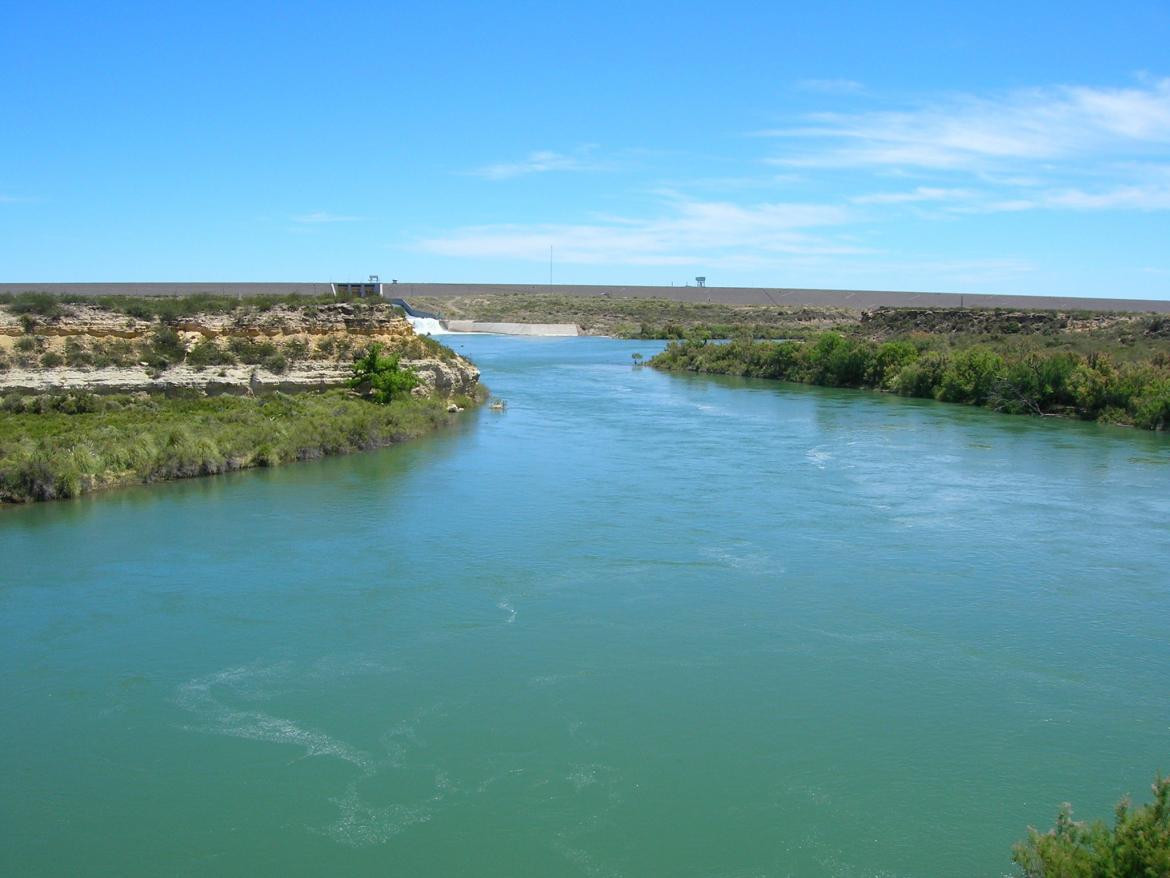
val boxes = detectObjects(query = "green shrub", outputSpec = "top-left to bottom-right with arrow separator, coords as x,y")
150,324 -> 186,365
1068,357 -> 1118,418
64,338 -> 93,367
1130,378 -> 1170,430
893,351 -> 950,398
803,333 -> 874,387
4,293 -> 64,318
348,343 -> 419,403
869,340 -> 919,388
1013,775 -> 1170,877
315,336 -> 337,358
185,339 -> 237,368
261,352 -> 289,374
227,337 -> 278,364
991,353 -> 1077,415
937,348 -> 1006,404
281,339 -> 310,362
90,339 -> 137,368
40,352 -> 64,368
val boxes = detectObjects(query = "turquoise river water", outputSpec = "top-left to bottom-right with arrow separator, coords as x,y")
2,335 -> 1169,877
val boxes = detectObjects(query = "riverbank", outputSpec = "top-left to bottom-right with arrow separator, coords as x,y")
0,388 -> 482,503
0,295 -> 484,502
650,332 -> 1170,430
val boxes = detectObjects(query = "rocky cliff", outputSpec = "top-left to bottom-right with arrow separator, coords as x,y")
0,302 -> 480,397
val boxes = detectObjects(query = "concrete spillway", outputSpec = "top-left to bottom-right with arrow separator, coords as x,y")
404,316 -> 449,336
444,321 -> 579,336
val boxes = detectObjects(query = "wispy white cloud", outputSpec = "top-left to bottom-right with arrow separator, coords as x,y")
418,79 -> 1168,283
852,187 -> 975,205
416,196 -> 864,267
996,184 -> 1170,212
850,181 -> 1170,214
469,149 -> 608,180
795,78 -> 865,95
292,211 -> 361,224
0,194 -> 36,203
764,79 -> 1170,170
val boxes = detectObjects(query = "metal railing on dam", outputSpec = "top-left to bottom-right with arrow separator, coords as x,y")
2,281 -> 1168,313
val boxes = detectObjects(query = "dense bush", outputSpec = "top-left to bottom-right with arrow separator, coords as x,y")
0,292 -> 65,318
650,332 -> 1170,429
348,343 -> 419,403
805,333 -> 873,386
1013,775 -> 1169,877
142,324 -> 187,368
868,340 -> 919,388
185,339 -> 237,368
90,338 -> 138,368
936,348 -> 1006,404
227,337 -> 278,363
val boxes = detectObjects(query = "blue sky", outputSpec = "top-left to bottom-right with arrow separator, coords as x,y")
3,1 -> 1169,297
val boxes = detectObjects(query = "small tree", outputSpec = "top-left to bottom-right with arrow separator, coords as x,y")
348,343 -> 419,404
631,352 -> 644,367
1012,775 -> 1170,877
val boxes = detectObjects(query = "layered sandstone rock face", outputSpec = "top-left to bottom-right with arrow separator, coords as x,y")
0,302 -> 479,397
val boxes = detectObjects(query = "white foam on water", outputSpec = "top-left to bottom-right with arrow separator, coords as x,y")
497,600 -> 516,623
567,765 -> 599,790
805,447 -> 832,469
406,315 -> 449,336
326,784 -> 434,848
175,665 -> 373,771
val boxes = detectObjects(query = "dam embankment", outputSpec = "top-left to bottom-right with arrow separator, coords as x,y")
4,281 -> 1169,313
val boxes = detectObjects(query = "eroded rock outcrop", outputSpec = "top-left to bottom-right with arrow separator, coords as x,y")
0,302 -> 479,397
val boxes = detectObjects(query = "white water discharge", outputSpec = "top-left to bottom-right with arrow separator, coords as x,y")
406,316 -> 449,336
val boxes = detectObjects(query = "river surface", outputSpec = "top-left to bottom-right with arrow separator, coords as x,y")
3,335 -> 1169,877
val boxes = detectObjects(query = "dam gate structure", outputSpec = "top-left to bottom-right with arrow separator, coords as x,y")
331,281 -> 382,298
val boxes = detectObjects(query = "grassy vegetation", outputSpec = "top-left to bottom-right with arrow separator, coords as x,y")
1013,775 -> 1169,877
0,389 -> 476,503
0,290 -> 383,321
651,331 -> 1170,430
859,307 -> 1170,364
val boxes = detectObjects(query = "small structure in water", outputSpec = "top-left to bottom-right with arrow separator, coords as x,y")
489,399 -> 507,411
